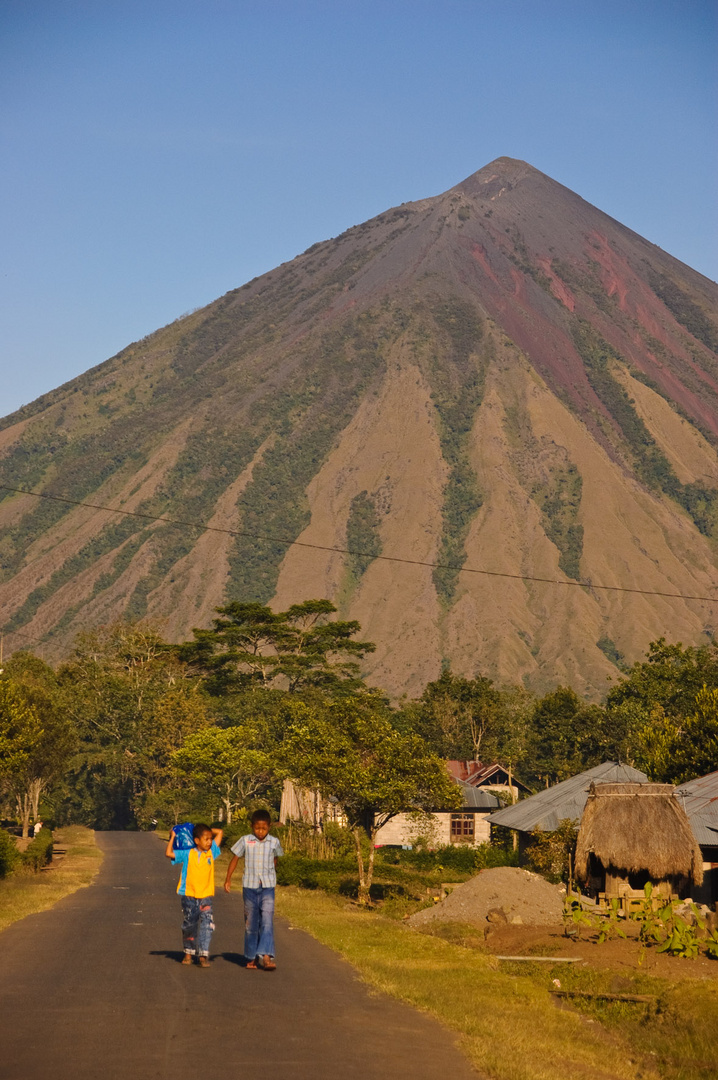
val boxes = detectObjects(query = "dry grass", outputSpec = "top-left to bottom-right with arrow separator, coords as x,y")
0,826 -> 102,934
277,887 -> 661,1080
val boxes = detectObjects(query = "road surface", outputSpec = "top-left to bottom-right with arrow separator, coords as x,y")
0,833 -> 478,1079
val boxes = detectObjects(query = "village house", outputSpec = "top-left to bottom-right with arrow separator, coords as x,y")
374,760 -> 531,849
487,761 -> 649,860
675,769 -> 718,906
281,761 -> 529,849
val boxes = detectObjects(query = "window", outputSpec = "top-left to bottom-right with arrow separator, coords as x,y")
450,813 -> 475,841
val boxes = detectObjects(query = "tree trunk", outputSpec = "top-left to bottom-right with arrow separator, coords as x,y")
354,826 -> 378,905
353,827 -> 369,904
29,777 -> 44,823
17,792 -> 32,839
223,796 -> 233,825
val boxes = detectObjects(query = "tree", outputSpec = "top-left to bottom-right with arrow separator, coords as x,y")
528,686 -> 605,785
179,599 -> 376,696
280,697 -> 460,903
0,678 -> 44,836
1,653 -> 75,834
633,685 -> 718,785
406,669 -> 532,773
55,621 -> 200,828
171,726 -> 273,824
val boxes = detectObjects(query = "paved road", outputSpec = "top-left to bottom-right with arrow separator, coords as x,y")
0,833 -> 478,1079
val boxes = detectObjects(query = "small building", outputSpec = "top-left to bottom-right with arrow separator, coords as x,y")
487,761 -> 649,860
446,760 -> 531,802
374,780 -> 503,848
675,770 -> 718,906
575,782 -> 703,903
279,779 -> 347,829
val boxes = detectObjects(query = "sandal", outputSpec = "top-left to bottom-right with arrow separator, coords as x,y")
261,955 -> 276,970
181,953 -> 193,966
198,956 -> 210,969
245,959 -> 258,969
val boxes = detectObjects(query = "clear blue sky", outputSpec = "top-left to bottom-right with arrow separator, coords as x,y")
1,0 -> 716,418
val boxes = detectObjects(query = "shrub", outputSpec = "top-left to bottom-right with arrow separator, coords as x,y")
21,828 -> 54,871
0,830 -> 20,878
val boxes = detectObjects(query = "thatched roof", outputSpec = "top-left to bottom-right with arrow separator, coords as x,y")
575,782 -> 703,886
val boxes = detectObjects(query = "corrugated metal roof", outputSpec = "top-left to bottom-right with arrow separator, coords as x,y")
675,771 -> 718,847
487,761 -> 648,833
456,779 -> 502,810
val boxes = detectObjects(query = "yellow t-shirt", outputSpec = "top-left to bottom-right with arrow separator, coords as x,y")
174,842 -> 220,898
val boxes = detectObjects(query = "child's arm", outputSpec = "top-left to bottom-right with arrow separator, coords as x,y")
211,826 -> 223,845
165,831 -> 176,859
224,854 -> 240,893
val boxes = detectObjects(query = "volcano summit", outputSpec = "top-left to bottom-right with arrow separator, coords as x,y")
2,157 -> 718,697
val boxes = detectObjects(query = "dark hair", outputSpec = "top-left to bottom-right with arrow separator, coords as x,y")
251,809 -> 271,825
193,823 -> 212,840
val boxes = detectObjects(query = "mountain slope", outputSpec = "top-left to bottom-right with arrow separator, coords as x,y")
1,157 -> 717,697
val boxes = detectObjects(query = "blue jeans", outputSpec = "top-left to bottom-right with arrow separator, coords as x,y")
181,896 -> 214,957
243,887 -> 276,960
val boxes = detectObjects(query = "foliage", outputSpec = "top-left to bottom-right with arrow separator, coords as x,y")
596,636 -> 625,668
171,724 -> 273,824
405,668 -> 532,769
551,258 -> 614,314
527,686 -> 608,784
53,621 -> 209,828
226,312 -> 390,602
280,695 -> 460,901
647,268 -> 718,354
1,653 -> 75,836
345,491 -> 383,581
524,819 -> 577,883
571,320 -> 718,536
0,830 -> 20,878
179,598 -> 375,696
21,827 -> 54,871
424,299 -> 486,604
605,638 -> 718,782
0,678 -> 43,784
531,463 -> 584,580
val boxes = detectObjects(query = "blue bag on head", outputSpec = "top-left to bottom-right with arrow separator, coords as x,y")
172,822 -> 195,851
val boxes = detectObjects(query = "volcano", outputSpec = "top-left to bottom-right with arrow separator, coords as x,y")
2,157 -> 718,697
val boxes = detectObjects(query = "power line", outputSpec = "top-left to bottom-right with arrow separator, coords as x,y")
1,483 -> 717,604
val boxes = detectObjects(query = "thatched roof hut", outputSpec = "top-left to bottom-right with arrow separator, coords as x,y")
575,782 -> 703,896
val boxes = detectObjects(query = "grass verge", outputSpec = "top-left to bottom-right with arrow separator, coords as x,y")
0,826 -> 102,934
277,887 -> 718,1080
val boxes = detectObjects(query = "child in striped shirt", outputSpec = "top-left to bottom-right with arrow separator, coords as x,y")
224,809 -> 284,970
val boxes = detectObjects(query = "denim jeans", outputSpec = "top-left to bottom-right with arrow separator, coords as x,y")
243,887 -> 276,960
180,896 -> 214,957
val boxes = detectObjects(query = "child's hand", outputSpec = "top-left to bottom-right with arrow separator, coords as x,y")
223,880 -> 232,894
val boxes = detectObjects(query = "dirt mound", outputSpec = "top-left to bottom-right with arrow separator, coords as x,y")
408,866 -> 564,929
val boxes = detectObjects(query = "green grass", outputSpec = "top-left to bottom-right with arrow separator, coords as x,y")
277,887 -> 666,1080
0,826 -> 103,934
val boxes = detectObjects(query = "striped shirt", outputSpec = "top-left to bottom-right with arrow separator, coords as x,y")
230,834 -> 284,888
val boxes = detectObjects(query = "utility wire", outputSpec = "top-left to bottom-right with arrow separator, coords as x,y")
1,483 -> 717,604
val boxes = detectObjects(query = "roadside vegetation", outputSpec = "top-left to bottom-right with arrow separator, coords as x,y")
0,826 -> 101,933
276,887 -> 718,1080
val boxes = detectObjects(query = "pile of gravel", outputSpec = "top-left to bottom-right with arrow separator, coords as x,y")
408,866 -> 564,929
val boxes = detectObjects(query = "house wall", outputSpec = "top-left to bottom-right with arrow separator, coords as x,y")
374,811 -> 492,848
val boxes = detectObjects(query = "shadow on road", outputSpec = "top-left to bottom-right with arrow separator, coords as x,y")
148,950 -> 186,963
148,949 -> 251,968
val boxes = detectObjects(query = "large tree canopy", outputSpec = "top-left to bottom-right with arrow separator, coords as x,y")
280,696 -> 459,901
178,599 -> 375,695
